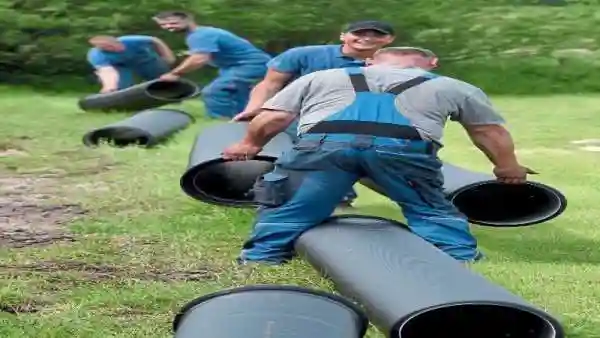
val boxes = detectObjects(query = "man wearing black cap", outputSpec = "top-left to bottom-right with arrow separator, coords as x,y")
232,20 -> 395,208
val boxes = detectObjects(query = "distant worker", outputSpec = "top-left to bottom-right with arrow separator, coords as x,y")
232,20 -> 396,208
87,35 -> 176,93
152,11 -> 272,119
223,47 -> 534,266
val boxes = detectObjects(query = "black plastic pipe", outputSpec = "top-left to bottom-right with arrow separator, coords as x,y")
296,215 -> 565,338
180,122 -> 294,207
359,162 -> 567,227
78,78 -> 199,112
172,284 -> 369,338
83,108 -> 194,148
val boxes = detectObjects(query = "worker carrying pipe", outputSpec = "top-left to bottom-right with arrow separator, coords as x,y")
87,35 -> 176,94
222,46 -> 536,266
232,20 -> 397,208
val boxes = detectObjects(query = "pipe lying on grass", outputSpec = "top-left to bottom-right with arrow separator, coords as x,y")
296,215 -> 565,338
180,122 -> 294,207
360,162 -> 567,227
78,78 -> 199,112
83,108 -> 194,148
172,284 -> 369,338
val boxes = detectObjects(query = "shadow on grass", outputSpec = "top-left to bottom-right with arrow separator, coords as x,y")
354,202 -> 600,265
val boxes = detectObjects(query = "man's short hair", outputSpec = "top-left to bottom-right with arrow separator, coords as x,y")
375,46 -> 437,58
153,11 -> 193,20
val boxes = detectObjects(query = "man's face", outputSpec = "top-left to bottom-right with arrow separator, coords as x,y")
94,41 -> 125,52
341,29 -> 395,51
154,17 -> 189,32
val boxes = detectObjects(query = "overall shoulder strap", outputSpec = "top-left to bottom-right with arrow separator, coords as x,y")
345,67 -> 370,92
386,73 -> 439,95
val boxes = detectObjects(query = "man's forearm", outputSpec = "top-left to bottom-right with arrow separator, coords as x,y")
242,110 -> 296,147
467,125 -> 519,167
244,81 -> 283,113
169,54 -> 209,76
152,39 -> 176,64
96,67 -> 119,88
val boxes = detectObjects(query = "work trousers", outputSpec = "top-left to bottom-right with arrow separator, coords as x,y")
240,134 -> 480,264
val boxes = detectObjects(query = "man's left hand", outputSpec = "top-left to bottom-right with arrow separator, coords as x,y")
159,73 -> 180,81
222,141 -> 263,161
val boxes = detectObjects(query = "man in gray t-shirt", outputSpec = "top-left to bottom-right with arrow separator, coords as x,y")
223,46 -> 534,266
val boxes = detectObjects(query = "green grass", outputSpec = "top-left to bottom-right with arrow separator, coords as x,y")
0,88 -> 599,337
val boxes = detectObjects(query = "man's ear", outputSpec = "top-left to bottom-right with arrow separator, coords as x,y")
430,57 -> 439,69
365,57 -> 375,66
339,32 -> 346,42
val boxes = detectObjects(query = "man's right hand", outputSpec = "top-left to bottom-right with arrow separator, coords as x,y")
231,110 -> 260,122
493,164 -> 538,184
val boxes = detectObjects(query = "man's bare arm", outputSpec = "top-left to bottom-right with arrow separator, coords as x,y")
151,37 -> 176,65
463,124 -> 519,168
168,53 -> 211,76
241,110 -> 297,147
95,66 -> 119,90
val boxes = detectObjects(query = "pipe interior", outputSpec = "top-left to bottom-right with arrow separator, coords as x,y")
190,159 -> 275,203
399,304 -> 557,338
147,81 -> 197,100
89,128 -> 150,147
450,182 -> 564,226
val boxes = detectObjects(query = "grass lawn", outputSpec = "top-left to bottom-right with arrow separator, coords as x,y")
0,87 -> 599,337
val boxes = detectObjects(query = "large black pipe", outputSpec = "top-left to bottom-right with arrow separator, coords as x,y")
78,78 -> 199,112
360,162 -> 567,227
83,108 -> 194,148
296,215 -> 564,338
180,122 -> 294,207
172,284 -> 369,338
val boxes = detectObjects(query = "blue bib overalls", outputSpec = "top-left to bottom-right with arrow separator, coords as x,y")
239,68 -> 480,264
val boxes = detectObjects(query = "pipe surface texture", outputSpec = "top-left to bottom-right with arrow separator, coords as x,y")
172,284 -> 368,338
295,215 -> 564,338
180,122 -> 294,207
359,162 -> 567,227
83,108 -> 194,148
78,78 -> 199,112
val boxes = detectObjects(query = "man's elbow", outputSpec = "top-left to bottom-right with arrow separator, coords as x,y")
188,53 -> 210,65
466,123 -> 510,139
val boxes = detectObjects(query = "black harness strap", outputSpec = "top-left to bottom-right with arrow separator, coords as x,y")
348,73 -> 370,92
386,76 -> 433,95
306,121 -> 423,140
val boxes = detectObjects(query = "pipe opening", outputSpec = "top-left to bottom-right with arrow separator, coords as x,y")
182,158 -> 275,206
85,127 -> 150,147
146,81 -> 197,100
399,304 -> 557,338
449,182 -> 565,227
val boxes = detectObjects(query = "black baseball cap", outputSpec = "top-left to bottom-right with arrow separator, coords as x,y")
344,20 -> 395,35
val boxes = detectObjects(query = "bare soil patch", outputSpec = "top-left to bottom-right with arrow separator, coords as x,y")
0,174 -> 86,248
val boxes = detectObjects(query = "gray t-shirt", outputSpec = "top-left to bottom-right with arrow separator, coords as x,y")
262,65 -> 505,144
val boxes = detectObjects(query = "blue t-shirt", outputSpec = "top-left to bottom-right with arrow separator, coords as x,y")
267,44 -> 366,82
87,35 -> 160,68
186,26 -> 271,69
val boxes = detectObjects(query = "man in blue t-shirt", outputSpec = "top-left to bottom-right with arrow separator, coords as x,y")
86,35 -> 176,93
232,20 -> 396,207
152,11 -> 272,119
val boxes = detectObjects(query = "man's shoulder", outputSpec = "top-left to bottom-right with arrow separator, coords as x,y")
281,44 -> 340,56
431,75 -> 486,98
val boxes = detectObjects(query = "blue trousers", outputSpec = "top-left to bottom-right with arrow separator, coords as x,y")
240,134 -> 479,264
115,58 -> 170,89
201,66 -> 267,119
284,120 -> 358,203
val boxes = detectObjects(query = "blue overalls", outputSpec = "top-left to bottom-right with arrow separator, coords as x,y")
239,68 -> 481,264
